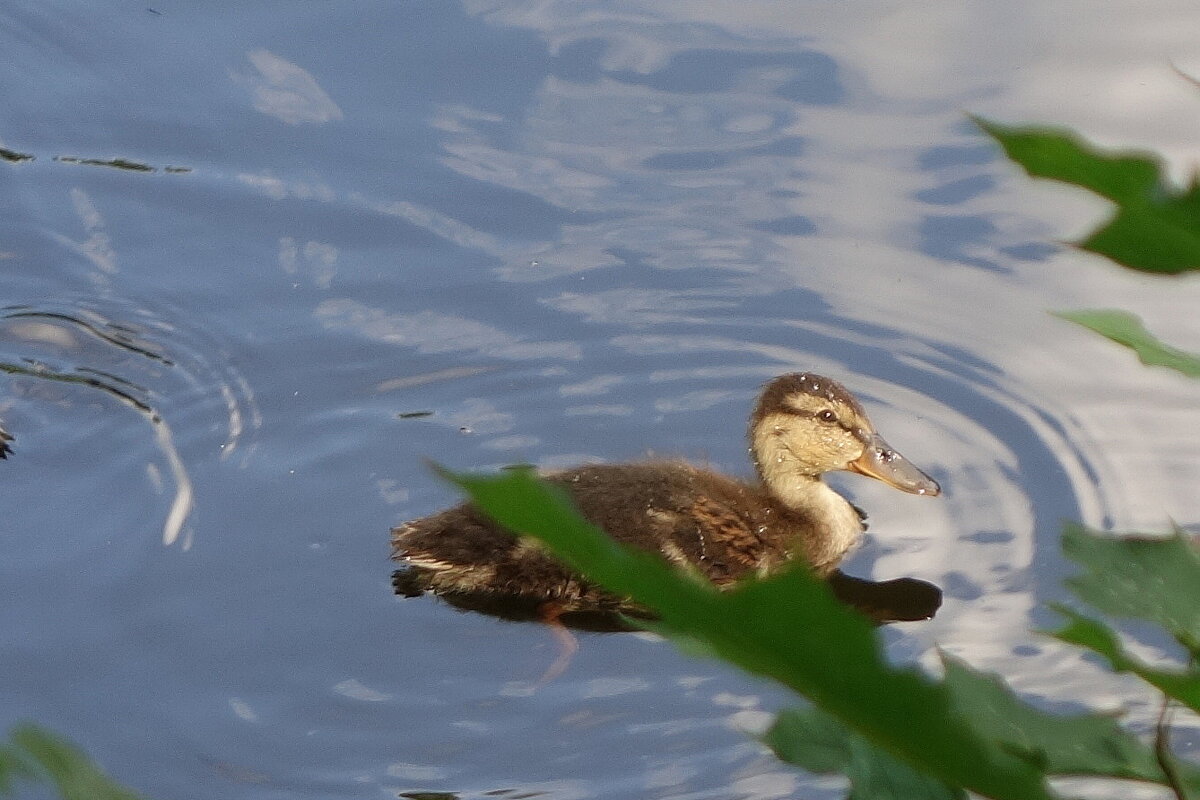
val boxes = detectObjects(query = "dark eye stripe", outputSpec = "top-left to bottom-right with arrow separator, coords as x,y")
787,407 -> 855,433
775,400 -> 860,435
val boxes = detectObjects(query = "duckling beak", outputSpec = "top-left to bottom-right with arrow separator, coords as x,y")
848,433 -> 940,496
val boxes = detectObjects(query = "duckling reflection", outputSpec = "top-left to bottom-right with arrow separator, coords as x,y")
392,373 -> 942,626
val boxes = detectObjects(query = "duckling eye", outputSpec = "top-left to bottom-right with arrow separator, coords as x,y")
817,409 -> 838,423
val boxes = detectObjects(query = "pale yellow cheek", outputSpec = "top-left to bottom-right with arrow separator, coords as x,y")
817,437 -> 864,469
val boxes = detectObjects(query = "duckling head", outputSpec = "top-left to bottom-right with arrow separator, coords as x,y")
749,372 -> 940,497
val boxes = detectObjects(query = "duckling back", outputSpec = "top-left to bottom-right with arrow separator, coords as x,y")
391,461 -> 841,612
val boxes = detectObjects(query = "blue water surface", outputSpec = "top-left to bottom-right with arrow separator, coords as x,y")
4,2 -> 1199,798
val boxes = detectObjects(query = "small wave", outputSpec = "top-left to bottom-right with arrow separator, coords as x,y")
0,300 -> 260,548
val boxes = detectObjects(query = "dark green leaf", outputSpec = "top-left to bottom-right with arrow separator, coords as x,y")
767,708 -> 965,800
1055,310 -> 1200,378
765,707 -> 851,774
0,743 -> 37,793
1048,605 -> 1200,715
8,725 -> 143,800
975,117 -> 1200,273
1062,523 -> 1200,657
445,468 -> 1054,800
973,117 -> 1159,203
1080,203 -> 1200,275
940,655 -> 1200,791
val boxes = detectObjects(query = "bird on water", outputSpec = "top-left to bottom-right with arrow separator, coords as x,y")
391,372 -> 941,624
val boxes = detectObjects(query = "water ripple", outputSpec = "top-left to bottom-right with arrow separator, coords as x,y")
0,299 -> 260,549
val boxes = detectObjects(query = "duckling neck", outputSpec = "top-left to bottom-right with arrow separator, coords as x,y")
755,466 -> 864,571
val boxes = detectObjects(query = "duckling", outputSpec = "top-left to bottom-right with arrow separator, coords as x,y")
391,372 -> 939,617
0,424 -> 11,459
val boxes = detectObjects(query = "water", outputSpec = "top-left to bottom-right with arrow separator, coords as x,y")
3,3 -> 1200,798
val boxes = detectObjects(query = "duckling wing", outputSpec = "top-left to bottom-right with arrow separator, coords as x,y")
550,462 -> 776,586
391,461 -> 779,603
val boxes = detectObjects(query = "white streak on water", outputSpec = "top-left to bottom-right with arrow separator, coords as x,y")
234,49 -> 344,125
152,416 -> 194,550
